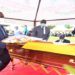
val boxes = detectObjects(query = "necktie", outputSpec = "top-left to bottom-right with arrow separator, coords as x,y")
42,26 -> 46,34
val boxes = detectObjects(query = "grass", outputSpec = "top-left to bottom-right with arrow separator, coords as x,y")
48,36 -> 75,43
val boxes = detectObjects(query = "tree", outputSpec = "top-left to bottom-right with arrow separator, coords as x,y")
64,24 -> 73,29
47,25 -> 55,29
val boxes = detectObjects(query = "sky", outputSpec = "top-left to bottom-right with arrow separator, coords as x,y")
0,0 -> 75,30
0,0 -> 75,20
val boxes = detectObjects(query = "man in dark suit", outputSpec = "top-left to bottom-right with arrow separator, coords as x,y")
32,20 -> 50,40
55,34 -> 70,43
0,25 -> 8,41
0,25 -> 10,71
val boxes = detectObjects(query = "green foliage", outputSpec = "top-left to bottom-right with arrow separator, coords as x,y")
64,24 -> 73,29
63,65 -> 75,74
47,25 -> 55,29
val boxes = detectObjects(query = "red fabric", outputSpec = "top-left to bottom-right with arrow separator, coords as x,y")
0,59 -> 69,75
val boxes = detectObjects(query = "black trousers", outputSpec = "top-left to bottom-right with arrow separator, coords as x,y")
0,42 -> 10,71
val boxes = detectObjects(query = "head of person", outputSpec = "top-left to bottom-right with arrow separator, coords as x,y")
59,34 -> 65,40
24,25 -> 27,29
15,26 -> 18,30
40,19 -> 46,27
24,25 -> 27,27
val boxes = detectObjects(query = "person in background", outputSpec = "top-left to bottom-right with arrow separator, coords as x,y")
72,28 -> 75,36
32,19 -> 50,41
27,30 -> 32,36
55,34 -> 70,43
14,26 -> 22,36
23,25 -> 28,35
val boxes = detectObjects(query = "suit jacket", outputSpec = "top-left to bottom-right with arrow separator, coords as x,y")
55,39 -> 70,43
0,25 -> 8,41
0,25 -> 8,48
32,26 -> 50,40
0,25 -> 10,71
0,25 -> 8,54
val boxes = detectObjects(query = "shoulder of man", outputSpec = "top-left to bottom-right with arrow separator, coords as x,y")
64,39 -> 70,43
34,26 -> 41,29
55,40 -> 59,42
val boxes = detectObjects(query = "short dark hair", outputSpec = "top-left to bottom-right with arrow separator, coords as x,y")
40,19 -> 46,24
59,34 -> 65,39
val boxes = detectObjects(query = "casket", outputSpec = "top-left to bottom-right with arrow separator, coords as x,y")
22,41 -> 75,68
4,36 -> 75,69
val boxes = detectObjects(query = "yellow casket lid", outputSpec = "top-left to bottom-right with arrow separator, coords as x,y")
22,41 -> 75,56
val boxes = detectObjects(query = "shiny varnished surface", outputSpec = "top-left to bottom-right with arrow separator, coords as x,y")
6,42 -> 75,68
27,50 -> 75,67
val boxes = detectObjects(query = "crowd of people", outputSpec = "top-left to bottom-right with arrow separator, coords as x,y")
14,19 -> 50,41
14,25 -> 28,36
13,19 -> 75,43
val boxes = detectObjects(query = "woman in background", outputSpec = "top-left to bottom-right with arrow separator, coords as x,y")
14,26 -> 22,35
23,25 -> 28,35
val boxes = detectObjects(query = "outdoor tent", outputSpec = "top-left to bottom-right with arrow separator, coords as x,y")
0,0 -> 75,30
0,0 -> 75,20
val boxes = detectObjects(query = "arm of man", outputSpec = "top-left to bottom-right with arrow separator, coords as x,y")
31,27 -> 37,37
46,27 -> 50,40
